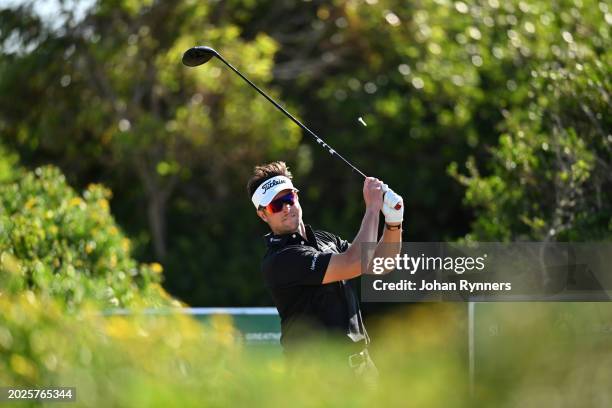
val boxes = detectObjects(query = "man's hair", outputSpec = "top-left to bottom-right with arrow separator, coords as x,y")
247,161 -> 293,199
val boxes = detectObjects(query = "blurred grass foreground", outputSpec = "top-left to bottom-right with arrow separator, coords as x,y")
1,165 -> 611,406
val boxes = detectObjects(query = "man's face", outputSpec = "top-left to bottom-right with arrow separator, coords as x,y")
257,188 -> 302,235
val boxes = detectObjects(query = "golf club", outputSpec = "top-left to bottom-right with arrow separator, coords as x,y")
182,45 -> 401,210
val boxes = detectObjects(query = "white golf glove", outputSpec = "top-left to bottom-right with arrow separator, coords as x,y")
382,184 -> 403,224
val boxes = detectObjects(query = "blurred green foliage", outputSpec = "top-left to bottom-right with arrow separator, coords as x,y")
442,0 -> 612,241
0,0 -> 610,306
0,2 -> 610,403
1,295 -> 611,406
0,164 -> 175,309
0,0 -> 301,306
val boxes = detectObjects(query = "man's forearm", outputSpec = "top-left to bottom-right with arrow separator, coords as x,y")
365,224 -> 403,274
353,208 -> 380,245
344,208 -> 380,266
322,207 -> 382,284
375,226 -> 402,258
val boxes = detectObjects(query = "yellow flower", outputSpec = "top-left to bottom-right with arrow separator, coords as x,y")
24,197 -> 36,209
10,354 -> 38,380
85,241 -> 96,254
68,197 -> 85,208
109,254 -> 117,268
97,199 -> 109,211
150,263 -> 163,274
105,317 -> 133,339
0,252 -> 21,275
121,238 -> 131,252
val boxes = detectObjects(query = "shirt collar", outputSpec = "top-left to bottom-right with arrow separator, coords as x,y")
263,224 -> 318,249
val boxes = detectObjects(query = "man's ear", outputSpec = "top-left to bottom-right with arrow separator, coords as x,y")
256,209 -> 268,223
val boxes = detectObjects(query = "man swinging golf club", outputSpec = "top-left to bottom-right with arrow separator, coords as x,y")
247,161 -> 403,374
183,45 -> 403,372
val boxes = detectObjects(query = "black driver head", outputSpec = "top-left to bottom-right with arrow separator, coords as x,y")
182,46 -> 218,67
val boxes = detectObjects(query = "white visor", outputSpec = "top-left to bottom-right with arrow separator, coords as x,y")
251,176 -> 297,209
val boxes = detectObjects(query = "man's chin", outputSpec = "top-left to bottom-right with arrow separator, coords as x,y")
279,219 -> 299,234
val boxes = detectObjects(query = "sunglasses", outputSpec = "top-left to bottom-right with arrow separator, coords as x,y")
261,191 -> 297,214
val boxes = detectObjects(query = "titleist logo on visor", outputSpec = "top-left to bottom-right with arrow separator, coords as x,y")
261,178 -> 286,194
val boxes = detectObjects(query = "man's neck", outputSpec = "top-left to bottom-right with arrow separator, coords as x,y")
272,220 -> 306,239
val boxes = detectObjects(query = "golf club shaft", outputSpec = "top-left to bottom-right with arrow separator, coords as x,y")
213,53 -> 367,179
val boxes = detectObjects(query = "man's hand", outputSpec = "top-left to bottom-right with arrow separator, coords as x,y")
363,177 -> 384,212
382,184 -> 403,224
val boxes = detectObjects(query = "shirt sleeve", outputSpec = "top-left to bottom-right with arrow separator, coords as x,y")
263,246 -> 332,289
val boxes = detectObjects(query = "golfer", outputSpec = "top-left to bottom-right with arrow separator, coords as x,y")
247,161 -> 403,372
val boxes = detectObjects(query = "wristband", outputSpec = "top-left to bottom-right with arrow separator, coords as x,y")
385,223 -> 402,231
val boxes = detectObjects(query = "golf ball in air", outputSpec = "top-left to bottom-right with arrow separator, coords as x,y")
358,117 -> 367,126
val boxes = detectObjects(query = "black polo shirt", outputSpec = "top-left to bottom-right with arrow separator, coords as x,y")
262,224 -> 369,351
